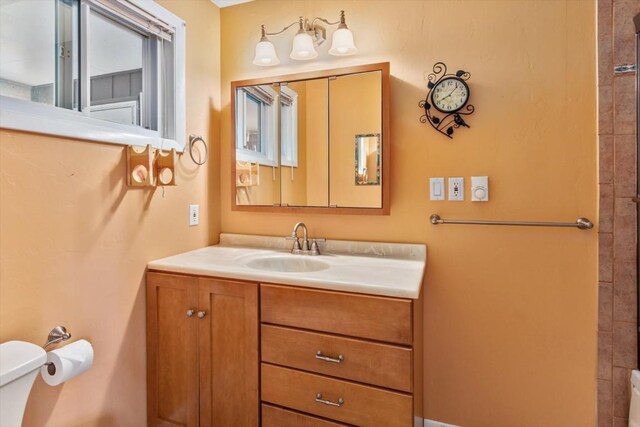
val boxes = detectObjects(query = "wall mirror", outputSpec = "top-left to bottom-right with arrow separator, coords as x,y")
231,62 -> 389,214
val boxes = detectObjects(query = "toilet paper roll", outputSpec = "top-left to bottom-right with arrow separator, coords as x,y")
40,339 -> 93,386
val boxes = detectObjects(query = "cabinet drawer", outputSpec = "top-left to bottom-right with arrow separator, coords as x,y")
260,284 -> 412,345
261,364 -> 413,427
262,404 -> 349,427
262,325 -> 412,392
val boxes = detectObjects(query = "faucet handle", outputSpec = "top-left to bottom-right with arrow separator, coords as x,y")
309,238 -> 325,256
286,236 -> 302,253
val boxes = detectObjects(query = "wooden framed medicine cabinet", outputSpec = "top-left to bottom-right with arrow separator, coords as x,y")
231,62 -> 390,215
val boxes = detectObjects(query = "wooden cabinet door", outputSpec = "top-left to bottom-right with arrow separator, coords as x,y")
147,272 -> 199,427
198,278 -> 259,427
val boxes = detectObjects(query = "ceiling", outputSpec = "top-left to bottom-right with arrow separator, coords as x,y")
211,0 -> 253,8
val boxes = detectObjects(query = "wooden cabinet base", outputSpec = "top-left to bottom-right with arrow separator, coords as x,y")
147,272 -> 423,427
262,404 -> 349,427
147,273 -> 199,427
147,272 -> 258,427
261,284 -> 413,345
261,324 -> 412,392
261,363 -> 413,427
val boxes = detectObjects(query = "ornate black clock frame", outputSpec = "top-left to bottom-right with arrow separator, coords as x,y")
419,62 -> 475,139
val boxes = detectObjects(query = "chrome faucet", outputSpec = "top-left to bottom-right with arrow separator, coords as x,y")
287,222 -> 324,255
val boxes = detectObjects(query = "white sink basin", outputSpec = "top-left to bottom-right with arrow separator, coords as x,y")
148,234 -> 427,298
244,256 -> 330,273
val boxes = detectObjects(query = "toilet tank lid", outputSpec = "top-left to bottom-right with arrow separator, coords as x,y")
632,370 -> 640,390
0,341 -> 46,387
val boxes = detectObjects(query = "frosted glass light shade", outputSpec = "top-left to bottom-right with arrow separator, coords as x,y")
253,39 -> 279,66
290,32 -> 318,60
329,27 -> 357,56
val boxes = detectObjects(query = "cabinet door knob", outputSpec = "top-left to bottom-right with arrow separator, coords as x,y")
186,309 -> 195,317
197,310 -> 207,319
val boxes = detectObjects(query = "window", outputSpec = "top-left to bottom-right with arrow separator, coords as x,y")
280,86 -> 298,167
0,0 -> 185,150
235,85 -> 278,166
0,0 -> 77,108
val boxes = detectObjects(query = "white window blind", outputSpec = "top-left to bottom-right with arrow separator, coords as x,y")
244,86 -> 275,105
87,0 -> 174,41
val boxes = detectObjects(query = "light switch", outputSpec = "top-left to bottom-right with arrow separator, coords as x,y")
448,177 -> 464,201
471,176 -> 489,202
430,177 -> 445,201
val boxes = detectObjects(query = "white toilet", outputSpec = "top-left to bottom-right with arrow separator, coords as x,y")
0,341 -> 46,427
630,370 -> 640,427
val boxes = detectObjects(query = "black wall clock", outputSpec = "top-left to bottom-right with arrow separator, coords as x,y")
419,62 -> 475,139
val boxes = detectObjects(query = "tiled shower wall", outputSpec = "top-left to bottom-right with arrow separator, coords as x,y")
598,0 -> 639,426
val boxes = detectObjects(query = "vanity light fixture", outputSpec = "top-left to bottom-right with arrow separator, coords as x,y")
252,10 -> 357,66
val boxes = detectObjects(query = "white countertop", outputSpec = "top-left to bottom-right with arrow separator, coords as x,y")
147,233 -> 426,299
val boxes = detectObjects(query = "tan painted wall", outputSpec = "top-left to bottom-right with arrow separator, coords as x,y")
221,1 -> 597,426
236,164 -> 281,205
329,71 -> 381,207
304,78 -> 329,206
0,1 -> 221,425
281,81 -> 308,206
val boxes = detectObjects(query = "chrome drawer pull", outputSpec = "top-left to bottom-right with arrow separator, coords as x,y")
315,351 -> 344,364
315,393 -> 344,407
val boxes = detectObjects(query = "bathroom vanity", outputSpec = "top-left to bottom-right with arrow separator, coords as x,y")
146,234 -> 425,427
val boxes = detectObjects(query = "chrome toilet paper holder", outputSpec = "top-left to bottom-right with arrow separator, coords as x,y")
42,326 -> 72,373
44,326 -> 71,349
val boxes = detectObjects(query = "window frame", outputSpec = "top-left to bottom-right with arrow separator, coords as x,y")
0,0 -> 186,151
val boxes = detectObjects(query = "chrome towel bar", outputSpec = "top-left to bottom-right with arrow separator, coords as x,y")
430,214 -> 593,230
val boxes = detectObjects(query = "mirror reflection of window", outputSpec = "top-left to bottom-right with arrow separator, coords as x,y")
280,85 -> 298,167
244,94 -> 261,152
235,85 -> 278,167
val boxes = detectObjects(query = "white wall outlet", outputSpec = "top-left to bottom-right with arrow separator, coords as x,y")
471,176 -> 489,201
429,177 -> 445,201
448,177 -> 464,201
189,204 -> 199,226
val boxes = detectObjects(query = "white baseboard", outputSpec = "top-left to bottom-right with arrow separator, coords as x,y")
425,419 -> 459,427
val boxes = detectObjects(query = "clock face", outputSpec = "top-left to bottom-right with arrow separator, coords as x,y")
431,77 -> 470,113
